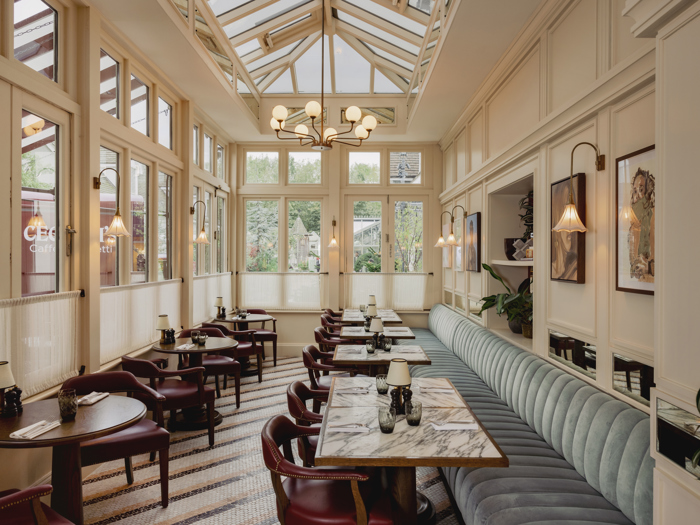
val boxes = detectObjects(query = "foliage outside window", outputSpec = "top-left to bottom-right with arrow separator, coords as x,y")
353,201 -> 381,272
394,201 -> 423,272
193,126 -> 199,165
99,146 -> 119,287
130,75 -> 149,136
14,0 -> 57,82
246,152 -> 279,184
390,152 -> 421,184
349,152 -> 380,184
216,145 -> 225,179
158,98 -> 172,149
157,173 -> 172,281
100,50 -> 119,118
289,152 -> 321,184
204,134 -> 213,172
246,200 -> 278,271
288,201 -> 321,272
130,160 -> 149,283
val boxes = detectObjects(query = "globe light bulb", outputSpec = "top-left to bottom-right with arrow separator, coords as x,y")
323,127 -> 337,142
362,115 -> 377,131
305,101 -> 322,118
272,105 -> 288,121
355,125 -> 369,139
295,124 -> 309,138
345,106 -> 362,123
270,118 -> 285,131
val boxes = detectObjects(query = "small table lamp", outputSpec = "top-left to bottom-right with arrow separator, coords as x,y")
369,318 -> 384,333
0,361 -> 16,417
156,314 -> 171,343
367,303 -> 378,317
214,296 -> 225,319
387,358 -> 412,415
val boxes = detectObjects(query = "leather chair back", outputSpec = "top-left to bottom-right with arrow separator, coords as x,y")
246,308 -> 268,315
63,371 -> 163,400
325,308 -> 342,318
287,381 -> 324,425
321,313 -> 342,324
121,355 -> 170,379
180,327 -> 227,339
201,322 -> 234,336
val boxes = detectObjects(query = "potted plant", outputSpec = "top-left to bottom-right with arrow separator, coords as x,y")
504,190 -> 534,260
479,263 -> 533,335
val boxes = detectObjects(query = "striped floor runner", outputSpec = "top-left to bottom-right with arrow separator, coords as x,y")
82,356 -> 461,525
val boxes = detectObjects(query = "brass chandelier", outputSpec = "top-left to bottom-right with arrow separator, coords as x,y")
268,0 -> 377,150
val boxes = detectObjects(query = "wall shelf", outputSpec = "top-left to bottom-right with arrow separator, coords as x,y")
489,327 -> 533,352
490,259 -> 533,267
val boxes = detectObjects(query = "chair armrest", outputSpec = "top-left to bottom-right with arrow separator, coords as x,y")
0,485 -> 52,510
157,366 -> 205,378
280,460 -> 370,482
150,358 -> 169,369
301,410 -> 324,424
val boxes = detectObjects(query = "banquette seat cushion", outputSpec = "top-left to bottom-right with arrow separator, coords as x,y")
401,305 -> 653,525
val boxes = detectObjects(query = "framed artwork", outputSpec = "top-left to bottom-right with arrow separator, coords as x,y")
551,173 -> 586,283
454,213 -> 463,271
442,223 -> 452,268
616,145 -> 655,295
465,212 -> 481,272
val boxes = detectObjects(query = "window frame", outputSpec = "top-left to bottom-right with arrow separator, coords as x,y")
157,95 -> 174,151
244,149 -> 281,185
346,150 -> 383,186
99,48 -> 120,120
156,170 -> 174,281
388,150 -> 424,186
287,149 -> 323,185
13,0 -> 61,85
129,156 -> 150,284
203,133 -> 214,173
129,70 -> 151,137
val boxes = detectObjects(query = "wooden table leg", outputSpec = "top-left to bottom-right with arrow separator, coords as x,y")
171,352 -> 223,431
389,466 -> 436,525
51,442 -> 84,525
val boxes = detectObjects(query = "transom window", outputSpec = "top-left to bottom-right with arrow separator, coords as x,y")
246,152 -> 279,184
100,50 -> 119,118
130,75 -> 149,136
349,152 -> 380,184
288,151 -> 321,184
14,0 -> 58,82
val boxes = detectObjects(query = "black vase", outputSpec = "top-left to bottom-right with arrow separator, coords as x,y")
504,239 -> 519,260
508,318 -> 523,334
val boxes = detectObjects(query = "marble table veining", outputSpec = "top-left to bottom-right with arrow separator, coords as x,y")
342,309 -> 403,324
339,326 -> 416,340
333,345 -> 431,366
328,377 -> 467,409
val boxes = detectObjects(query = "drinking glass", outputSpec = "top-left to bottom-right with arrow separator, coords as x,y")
58,389 -> 78,422
198,333 -> 208,345
383,339 -> 392,352
359,304 -> 366,314
406,400 -> 422,426
376,374 -> 388,395
366,340 -> 376,354
378,407 -> 396,434
241,309 -> 248,318
190,330 -> 200,344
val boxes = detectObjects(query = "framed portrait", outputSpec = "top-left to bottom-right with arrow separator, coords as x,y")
551,173 -> 586,283
454,212 -> 463,271
442,223 -> 452,268
616,145 -> 655,295
465,212 -> 481,272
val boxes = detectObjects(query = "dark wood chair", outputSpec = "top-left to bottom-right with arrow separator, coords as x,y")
62,371 -> 170,508
203,322 -> 264,384
321,314 -> 344,334
302,345 -> 365,412
0,485 -> 74,524
324,308 -> 343,318
246,308 -> 279,366
121,356 -> 216,446
261,415 -> 393,525
286,381 -> 327,467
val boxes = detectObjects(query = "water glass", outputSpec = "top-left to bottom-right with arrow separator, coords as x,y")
359,304 -> 366,314
376,374 -> 388,395
190,330 -> 200,344
378,407 -> 396,434
406,400 -> 422,426
383,339 -> 392,352
366,340 -> 376,354
58,389 -> 78,422
197,333 -> 208,345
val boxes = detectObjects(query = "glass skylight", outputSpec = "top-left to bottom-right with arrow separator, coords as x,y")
336,11 -> 421,55
208,0 -> 249,17
334,36 -> 370,93
344,0 -> 426,36
224,0 -> 311,39
271,14 -> 311,35
373,69 -> 403,93
365,43 -> 415,72
265,69 -> 294,93
236,40 -> 261,58
295,36 -> 332,93
409,0 -> 434,15
248,41 -> 300,73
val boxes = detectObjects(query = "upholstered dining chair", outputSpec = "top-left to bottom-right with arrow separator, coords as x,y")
320,313 -> 344,334
0,485 -> 74,524
202,323 -> 264,385
302,345 -> 365,411
62,371 -> 170,508
121,356 -> 216,446
179,327 -> 241,403
245,308 -> 278,367
261,415 -> 393,525
324,308 -> 343,319
286,381 -> 327,467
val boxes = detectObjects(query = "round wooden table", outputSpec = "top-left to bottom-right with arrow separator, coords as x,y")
152,337 -> 238,431
215,313 -> 274,325
0,396 -> 146,525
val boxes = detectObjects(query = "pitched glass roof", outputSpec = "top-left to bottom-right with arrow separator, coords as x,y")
334,36 -> 370,93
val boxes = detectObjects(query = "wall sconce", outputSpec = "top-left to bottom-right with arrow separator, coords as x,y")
191,200 -> 210,244
328,217 -> 338,248
93,168 -> 131,238
435,205 -> 466,247
552,142 -> 605,233
28,202 -> 46,229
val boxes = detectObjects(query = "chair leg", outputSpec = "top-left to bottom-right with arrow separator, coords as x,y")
223,374 -> 228,390
260,341 -> 266,360
273,339 -> 277,366
215,375 -> 221,398
257,353 -> 263,383
149,451 -> 156,462
313,399 -> 321,414
235,370 -> 241,408
125,457 -> 134,484
207,402 -> 215,447
159,448 -> 169,508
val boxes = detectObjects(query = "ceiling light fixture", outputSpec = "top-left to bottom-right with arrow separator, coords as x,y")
269,0 -> 376,150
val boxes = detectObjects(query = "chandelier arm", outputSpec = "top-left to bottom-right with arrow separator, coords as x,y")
309,117 -> 323,141
275,131 -> 309,141
332,139 -> 364,147
276,128 -> 317,141
191,199 -> 206,229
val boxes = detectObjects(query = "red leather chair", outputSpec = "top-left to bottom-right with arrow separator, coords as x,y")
0,485 -> 73,524
286,381 -> 326,467
302,345 -> 365,412
121,356 -> 216,446
325,308 -> 343,318
203,323 -> 263,384
262,415 -> 393,525
246,308 -> 278,366
180,327 -> 241,404
62,372 -> 170,507
321,314 -> 344,334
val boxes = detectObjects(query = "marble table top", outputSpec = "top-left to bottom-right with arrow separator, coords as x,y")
339,326 -> 416,340
333,345 -> 431,366
342,309 -> 403,324
328,377 -> 466,408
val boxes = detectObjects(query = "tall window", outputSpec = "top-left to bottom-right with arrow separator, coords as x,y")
246,200 -> 278,271
203,134 -> 213,172
349,152 -> 380,184
100,50 -> 119,118
288,201 -> 321,272
193,125 -> 199,165
217,197 -> 225,273
192,187 -> 199,275
216,145 -> 225,179
246,152 -> 278,184
353,201 -> 381,272
204,191 -> 212,274
157,173 -> 172,281
394,201 -> 423,272
158,98 -> 172,149
130,160 -> 148,283
390,152 -> 421,184
14,0 -> 57,82
130,75 -> 149,136
289,151 -> 321,184
99,147 -> 119,287
21,111 -> 58,296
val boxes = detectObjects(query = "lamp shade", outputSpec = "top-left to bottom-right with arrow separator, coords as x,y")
354,125 -> 369,139
194,228 -> 210,244
105,209 -> 131,237
295,124 -> 309,138
328,236 -> 338,248
434,235 -> 446,248
272,105 -> 288,121
0,361 -> 16,390
345,106 -> 362,123
214,296 -> 224,307
367,304 -> 378,317
445,232 -> 459,246
368,295 -> 376,305
553,202 -> 587,233
362,115 -> 377,131
305,100 -> 322,118
28,209 -> 46,229
369,318 -> 383,333
386,359 -> 411,387
156,315 -> 170,330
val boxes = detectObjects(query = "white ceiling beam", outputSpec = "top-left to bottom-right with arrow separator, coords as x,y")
257,67 -> 287,92
365,0 -> 429,24
330,0 -> 423,47
250,32 -> 321,79
217,0 -> 279,27
230,0 -> 323,47
405,0 -> 441,100
324,0 -> 336,33
328,33 -> 337,94
340,32 -> 412,79
290,63 -> 299,94
266,18 -> 318,50
335,21 -> 416,63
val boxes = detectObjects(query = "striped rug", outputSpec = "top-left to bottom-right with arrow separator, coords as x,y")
82,356 -> 461,525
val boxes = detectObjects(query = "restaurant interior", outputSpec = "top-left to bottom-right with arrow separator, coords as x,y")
1,0 -> 700,523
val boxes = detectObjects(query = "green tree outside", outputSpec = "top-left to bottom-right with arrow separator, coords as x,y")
246,153 -> 279,184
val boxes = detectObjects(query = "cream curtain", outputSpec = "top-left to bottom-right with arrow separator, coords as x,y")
0,291 -> 81,397
239,272 -> 324,311
193,273 -> 233,325
344,273 -> 429,311
100,280 -> 181,365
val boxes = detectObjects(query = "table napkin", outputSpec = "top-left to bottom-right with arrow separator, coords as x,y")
10,420 -> 61,440
396,348 -> 422,353
335,387 -> 369,394
327,426 -> 371,433
342,348 -> 363,354
430,422 -> 478,431
78,392 -> 109,406
176,343 -> 196,350
419,388 -> 454,393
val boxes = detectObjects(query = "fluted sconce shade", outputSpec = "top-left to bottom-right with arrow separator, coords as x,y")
369,318 -> 383,333
156,315 -> 171,330
434,236 -> 446,248
0,361 -> 16,390
386,359 -> 411,387
552,202 -> 587,233
105,209 -> 131,237
194,228 -> 209,245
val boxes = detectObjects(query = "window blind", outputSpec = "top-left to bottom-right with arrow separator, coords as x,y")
344,273 -> 429,311
193,272 -> 233,325
239,272 -> 324,311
